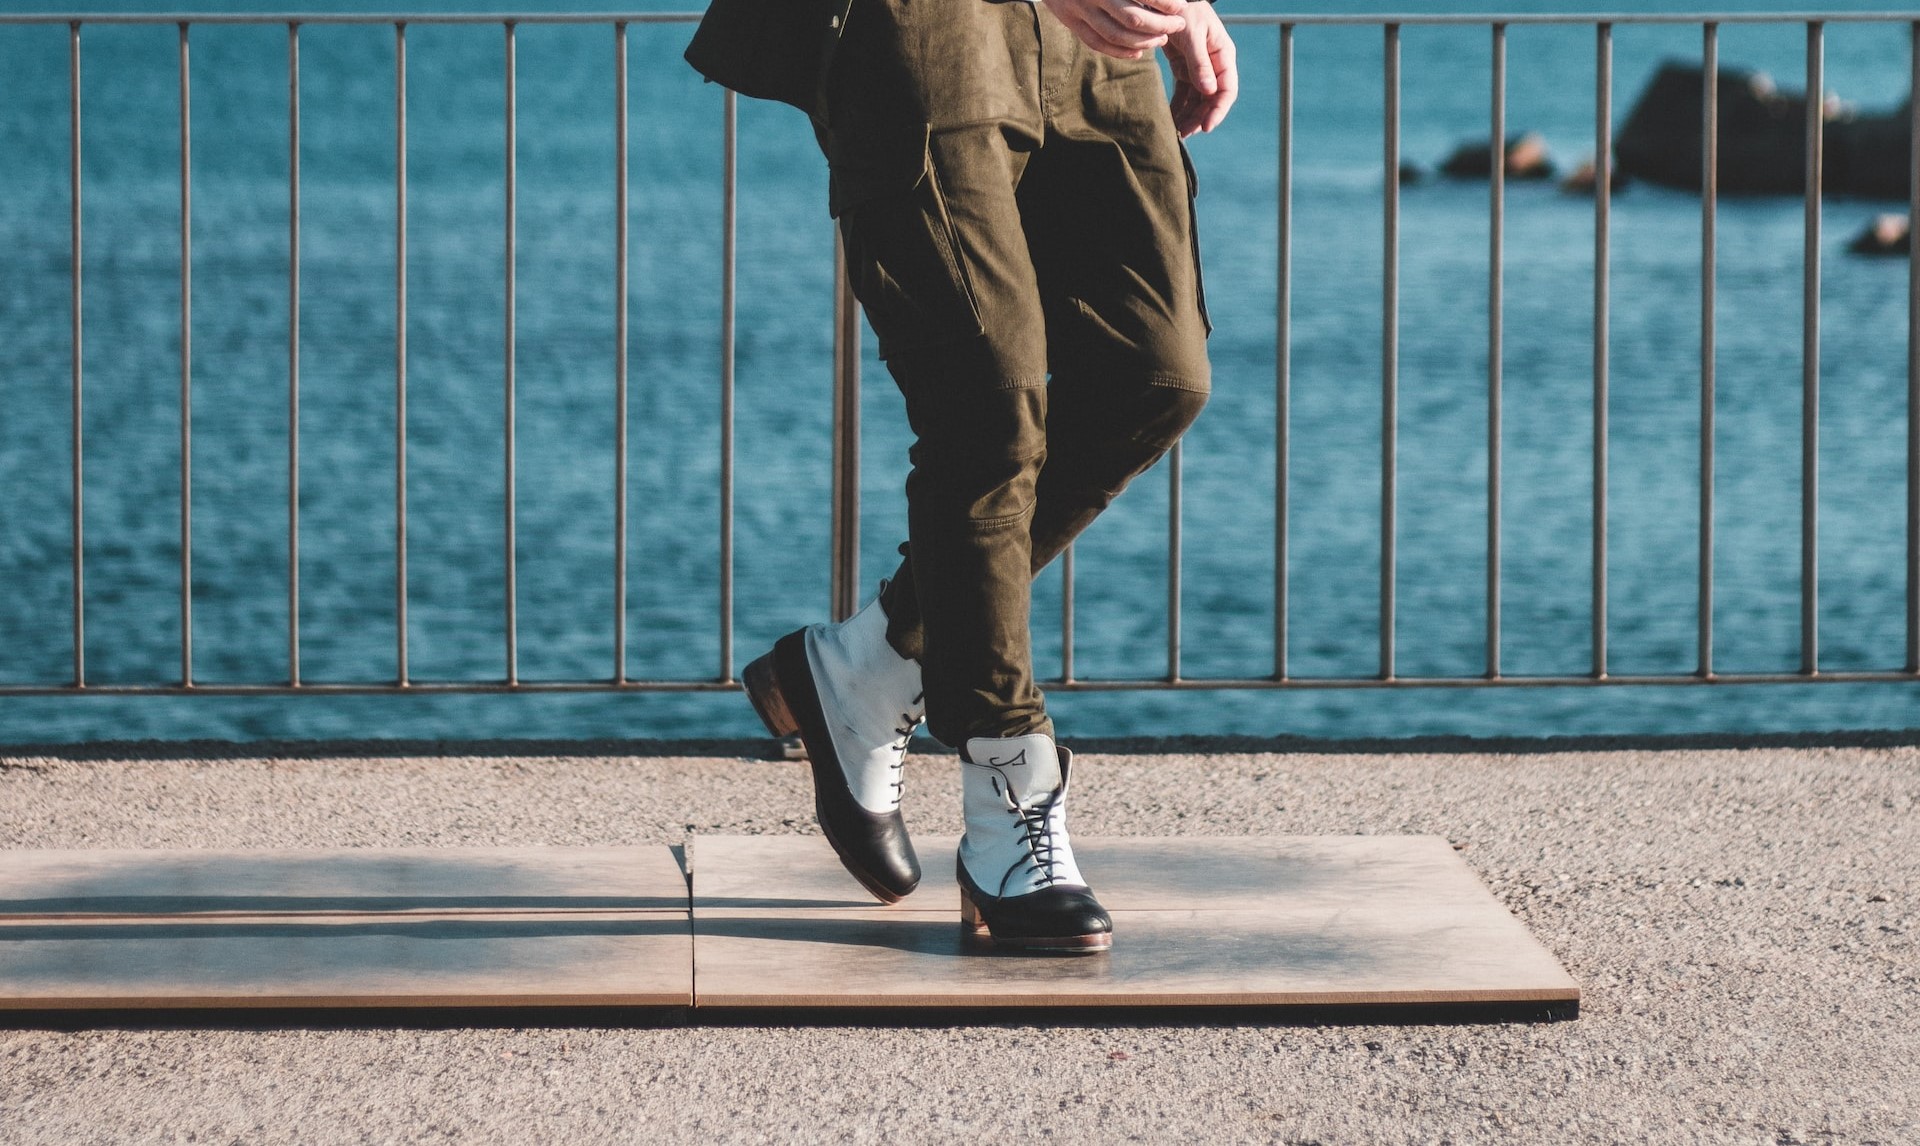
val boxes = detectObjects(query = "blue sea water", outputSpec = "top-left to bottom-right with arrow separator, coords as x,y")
4,0 -> 1920,743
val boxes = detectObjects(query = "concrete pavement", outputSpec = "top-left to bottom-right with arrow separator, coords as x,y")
0,737 -> 1913,1144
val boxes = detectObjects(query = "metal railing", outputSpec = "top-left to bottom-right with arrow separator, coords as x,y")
3,10 -> 1920,700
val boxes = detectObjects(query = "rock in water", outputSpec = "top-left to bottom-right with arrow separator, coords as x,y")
1616,62 -> 1810,194
1848,214 -> 1911,256
1440,132 -> 1556,180
1617,60 -> 1911,198
1830,102 -> 1913,200
1559,159 -> 1631,195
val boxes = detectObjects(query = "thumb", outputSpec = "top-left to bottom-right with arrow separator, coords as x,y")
1132,0 -> 1188,14
1185,29 -> 1217,95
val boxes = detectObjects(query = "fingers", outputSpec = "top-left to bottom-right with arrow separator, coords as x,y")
1083,6 -> 1173,55
1199,89 -> 1235,134
1159,9 -> 1213,93
1100,0 -> 1188,39
1054,16 -> 1136,59
1048,0 -> 1187,59
1184,33 -> 1217,95
1199,21 -> 1237,132
1166,8 -> 1237,136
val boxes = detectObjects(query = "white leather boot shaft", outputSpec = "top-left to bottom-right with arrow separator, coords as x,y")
958,732 -> 1087,898
803,588 -> 925,813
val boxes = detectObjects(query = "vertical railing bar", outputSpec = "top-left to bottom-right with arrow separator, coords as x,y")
1593,21 -> 1612,679
1908,20 -> 1920,673
395,21 -> 410,686
615,21 -> 629,683
288,22 -> 301,686
1380,22 -> 1400,681
719,88 -> 737,681
504,20 -> 518,685
1700,21 -> 1718,678
69,20 -> 84,689
830,235 -> 860,624
1803,20 -> 1822,675
1168,441 -> 1183,681
178,20 -> 193,688
1487,21 -> 1505,680
1275,21 -> 1292,682
1061,544 -> 1076,683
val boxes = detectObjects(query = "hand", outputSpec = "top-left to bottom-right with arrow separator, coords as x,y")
1042,0 -> 1189,61
1164,1 -> 1237,137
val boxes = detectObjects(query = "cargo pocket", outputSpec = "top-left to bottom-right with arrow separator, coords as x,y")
830,124 -> 985,359
1177,138 -> 1213,337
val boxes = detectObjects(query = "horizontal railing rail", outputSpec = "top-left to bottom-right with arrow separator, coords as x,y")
3,11 -> 1919,701
7,11 -> 1920,24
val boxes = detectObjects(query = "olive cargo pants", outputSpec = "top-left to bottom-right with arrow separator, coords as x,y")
825,0 -> 1212,746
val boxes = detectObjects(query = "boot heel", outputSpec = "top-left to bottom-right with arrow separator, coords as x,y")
742,649 -> 801,740
958,886 -> 990,933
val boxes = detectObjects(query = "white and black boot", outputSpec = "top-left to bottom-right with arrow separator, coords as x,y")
743,586 -> 924,902
957,732 -> 1113,953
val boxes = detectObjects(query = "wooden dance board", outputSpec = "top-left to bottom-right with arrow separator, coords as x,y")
0,838 -> 1577,1016
691,836 -> 1580,1011
0,847 -> 692,1009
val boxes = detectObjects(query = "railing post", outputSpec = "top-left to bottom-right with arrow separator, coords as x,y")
1802,20 -> 1823,676
1909,20 -> 1920,674
1593,21 -> 1612,680
1487,21 -> 1505,680
178,20 -> 193,688
69,20 -> 84,689
288,21 -> 301,687
503,20 -> 519,686
719,88 -> 737,678
614,20 -> 629,685
1380,21 -> 1399,681
395,21 -> 410,687
1700,21 -> 1719,679
1061,544 -> 1075,683
1275,21 -> 1293,683
1168,441 -> 1182,682
830,234 -> 861,624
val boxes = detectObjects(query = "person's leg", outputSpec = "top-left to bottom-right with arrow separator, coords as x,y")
741,0 -> 1057,905
865,124 -> 1053,750
1028,47 -> 1213,560
879,29 -> 1211,674
910,10 -> 1205,956
833,93 -> 1122,953
748,1 -> 1186,953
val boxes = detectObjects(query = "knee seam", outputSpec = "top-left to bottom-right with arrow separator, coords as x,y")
1143,371 -> 1211,394
964,503 -> 1038,530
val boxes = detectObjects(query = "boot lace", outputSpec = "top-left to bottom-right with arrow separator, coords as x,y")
885,691 -> 924,805
997,779 -> 1064,893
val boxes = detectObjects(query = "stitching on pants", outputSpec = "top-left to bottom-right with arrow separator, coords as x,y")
1143,371 -> 1211,394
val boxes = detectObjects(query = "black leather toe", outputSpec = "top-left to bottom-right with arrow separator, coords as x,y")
958,863 -> 1112,947
986,884 -> 1112,940
817,789 -> 921,901
773,629 -> 921,903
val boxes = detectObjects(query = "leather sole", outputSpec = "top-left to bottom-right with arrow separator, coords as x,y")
959,885 -> 1113,954
751,630 -> 911,906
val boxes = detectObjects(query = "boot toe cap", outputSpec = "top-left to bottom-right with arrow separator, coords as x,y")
1020,885 -> 1113,938
977,883 -> 1112,941
820,801 -> 922,901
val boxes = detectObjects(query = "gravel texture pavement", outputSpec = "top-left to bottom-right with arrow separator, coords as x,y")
0,735 -> 1914,1145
